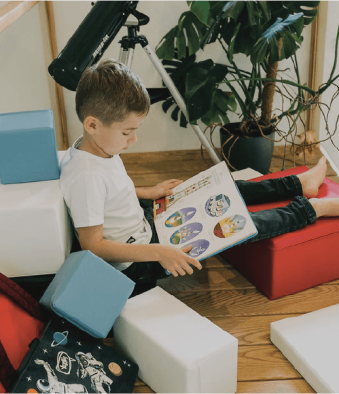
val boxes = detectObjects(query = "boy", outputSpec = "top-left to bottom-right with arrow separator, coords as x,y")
60,59 -> 202,296
60,58 -> 339,296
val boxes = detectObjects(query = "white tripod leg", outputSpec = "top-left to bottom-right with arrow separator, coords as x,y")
118,46 -> 135,70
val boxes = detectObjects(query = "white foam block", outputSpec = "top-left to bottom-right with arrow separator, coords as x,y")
113,286 -> 238,393
232,167 -> 262,181
0,151 -> 72,277
271,304 -> 339,393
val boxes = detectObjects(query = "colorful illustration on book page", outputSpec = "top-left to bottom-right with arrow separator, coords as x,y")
187,239 -> 210,258
213,214 -> 247,238
170,223 -> 203,245
205,194 -> 230,217
165,207 -> 196,227
155,176 -> 212,218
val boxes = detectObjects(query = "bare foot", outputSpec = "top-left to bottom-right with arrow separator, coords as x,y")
310,198 -> 339,218
297,156 -> 327,198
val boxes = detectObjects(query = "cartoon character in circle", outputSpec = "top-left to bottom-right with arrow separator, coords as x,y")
165,208 -> 196,227
34,359 -> 88,393
205,194 -> 230,217
170,223 -> 203,245
187,239 -> 210,258
214,214 -> 246,238
76,352 -> 113,393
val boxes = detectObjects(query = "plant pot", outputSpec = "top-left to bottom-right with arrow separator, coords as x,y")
220,123 -> 275,174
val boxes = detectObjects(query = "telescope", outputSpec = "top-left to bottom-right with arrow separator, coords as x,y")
48,1 -> 221,164
48,1 -> 141,91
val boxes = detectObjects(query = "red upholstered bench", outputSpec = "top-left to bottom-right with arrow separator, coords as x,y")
221,166 -> 339,299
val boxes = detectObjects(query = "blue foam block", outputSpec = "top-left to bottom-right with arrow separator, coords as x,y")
0,110 -> 60,184
40,250 -> 135,338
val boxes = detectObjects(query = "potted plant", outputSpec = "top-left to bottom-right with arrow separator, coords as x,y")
155,1 -> 322,173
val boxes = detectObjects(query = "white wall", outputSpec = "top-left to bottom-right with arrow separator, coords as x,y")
318,1 -> 339,170
0,1 -> 314,153
0,2 -> 51,114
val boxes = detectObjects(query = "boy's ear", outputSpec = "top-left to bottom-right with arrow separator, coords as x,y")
84,116 -> 99,135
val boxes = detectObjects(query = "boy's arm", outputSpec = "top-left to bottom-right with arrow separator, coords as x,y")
77,224 -> 202,277
136,179 -> 183,200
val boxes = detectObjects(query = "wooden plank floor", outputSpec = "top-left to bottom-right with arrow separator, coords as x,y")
112,146 -> 338,393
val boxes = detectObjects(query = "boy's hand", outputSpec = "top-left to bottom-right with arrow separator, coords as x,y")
156,244 -> 202,277
153,179 -> 183,199
137,179 -> 183,200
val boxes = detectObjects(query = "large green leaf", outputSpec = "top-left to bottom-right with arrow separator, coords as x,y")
245,1 -> 263,27
162,51 -> 197,92
185,60 -> 228,123
219,2 -> 267,57
156,11 -> 207,60
279,31 -> 302,60
222,1 -> 245,23
209,0 -> 271,26
220,2 -> 317,60
232,23 -> 258,57
156,27 -> 178,61
190,1 -> 210,25
201,89 -> 236,126
227,22 -> 241,62
258,1 -> 271,21
162,97 -> 188,128
251,13 -> 304,64
160,50 -> 197,128
220,0 -> 270,27
261,13 -> 304,40
198,1 -> 245,48
269,0 -> 320,26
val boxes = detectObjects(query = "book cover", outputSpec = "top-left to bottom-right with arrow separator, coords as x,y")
154,161 -> 258,261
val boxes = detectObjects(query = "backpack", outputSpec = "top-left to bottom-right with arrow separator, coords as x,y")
11,317 -> 139,393
0,273 -> 45,392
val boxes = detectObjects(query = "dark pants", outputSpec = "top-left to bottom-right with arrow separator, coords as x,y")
122,199 -> 169,297
123,175 -> 317,296
236,174 -> 317,242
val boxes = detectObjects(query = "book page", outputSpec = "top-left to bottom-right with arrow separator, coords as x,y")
154,162 -> 257,261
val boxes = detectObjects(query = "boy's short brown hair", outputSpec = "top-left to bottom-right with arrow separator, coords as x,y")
76,59 -> 150,126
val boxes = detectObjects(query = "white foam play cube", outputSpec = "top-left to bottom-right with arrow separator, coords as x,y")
0,152 -> 72,277
113,286 -> 238,393
231,167 -> 262,180
271,304 -> 339,393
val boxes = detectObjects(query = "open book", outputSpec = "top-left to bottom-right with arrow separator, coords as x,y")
154,161 -> 258,261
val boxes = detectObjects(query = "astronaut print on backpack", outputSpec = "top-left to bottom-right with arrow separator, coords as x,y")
11,318 -> 138,394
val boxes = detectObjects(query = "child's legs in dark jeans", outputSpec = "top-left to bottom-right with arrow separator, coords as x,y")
122,199 -> 168,297
235,175 -> 317,242
123,175 -> 318,295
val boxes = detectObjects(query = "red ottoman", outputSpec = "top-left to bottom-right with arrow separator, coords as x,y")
221,166 -> 339,299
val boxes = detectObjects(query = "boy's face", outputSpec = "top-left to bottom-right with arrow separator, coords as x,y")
85,112 -> 145,157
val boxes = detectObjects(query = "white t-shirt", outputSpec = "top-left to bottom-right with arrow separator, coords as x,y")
59,137 -> 152,271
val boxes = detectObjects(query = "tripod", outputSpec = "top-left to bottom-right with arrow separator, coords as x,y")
118,12 -> 221,165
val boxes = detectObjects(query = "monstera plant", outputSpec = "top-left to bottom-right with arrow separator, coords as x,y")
156,1 -> 323,172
